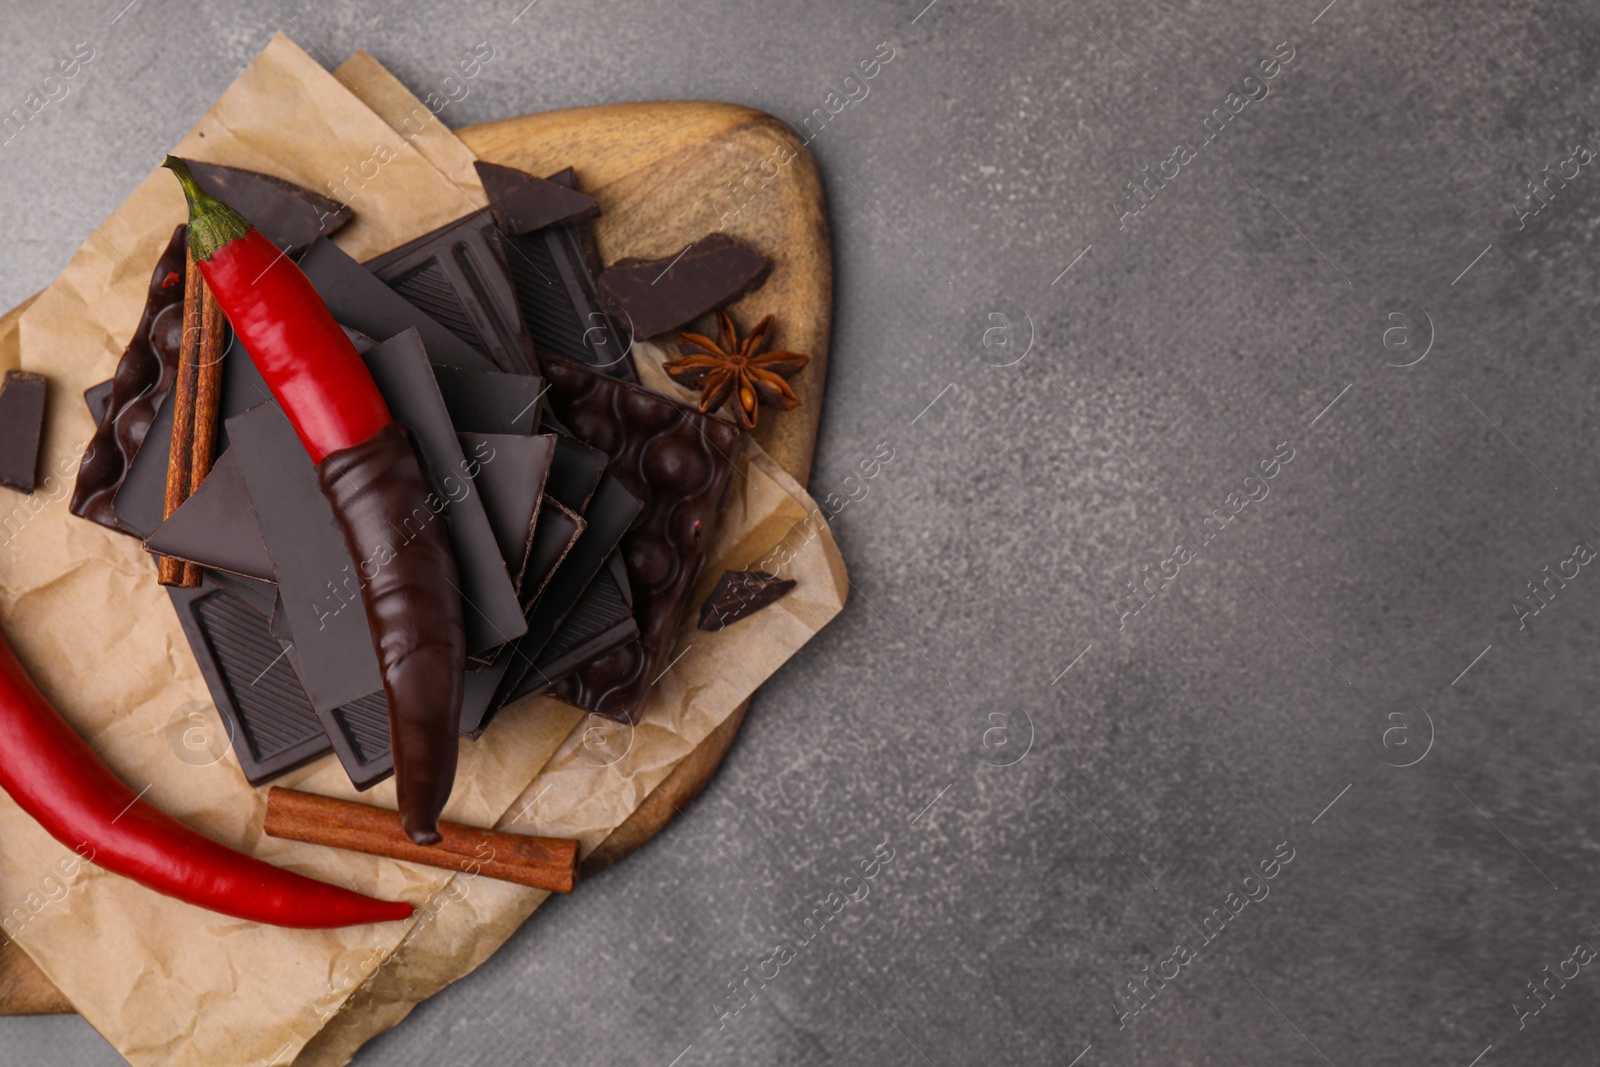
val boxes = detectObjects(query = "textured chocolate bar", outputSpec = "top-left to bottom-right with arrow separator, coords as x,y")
184,158 -> 351,254
475,160 -> 600,234
0,371 -> 47,493
365,214 -> 536,375
503,170 -> 635,380
596,233 -> 771,339
72,224 -> 188,531
167,579 -> 331,785
298,237 -> 491,372
544,357 -> 745,721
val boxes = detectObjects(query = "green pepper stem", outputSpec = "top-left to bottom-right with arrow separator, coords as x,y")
161,155 -> 251,262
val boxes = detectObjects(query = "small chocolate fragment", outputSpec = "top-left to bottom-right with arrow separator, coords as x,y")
504,170 -> 635,380
183,158 -> 351,254
0,371 -> 47,493
596,233 -> 771,340
545,358 -> 745,722
299,238 -> 491,372
458,431 -> 555,590
698,569 -> 796,631
167,579 -> 331,785
474,161 -> 601,234
364,214 -> 536,375
543,430 -> 608,511
520,498 -> 583,609
145,448 -> 272,581
83,378 -> 114,424
71,224 -> 188,530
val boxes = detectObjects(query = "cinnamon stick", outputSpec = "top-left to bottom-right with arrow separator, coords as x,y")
156,251 -> 225,588
263,787 -> 579,893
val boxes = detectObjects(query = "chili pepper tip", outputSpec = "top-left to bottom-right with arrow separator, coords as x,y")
161,155 -> 251,262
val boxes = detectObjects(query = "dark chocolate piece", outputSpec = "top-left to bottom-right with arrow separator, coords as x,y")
459,432 -> 555,590
431,365 -> 545,435
503,170 -> 635,380
364,214 -> 536,375
0,371 -> 47,493
228,400 -> 383,712
511,552 -> 638,699
167,579 -> 331,785
144,448 -> 273,581
361,330 -> 526,654
699,569 -> 796,631
318,421 -> 465,842
474,161 -> 601,234
544,357 -> 745,722
596,233 -> 772,340
183,158 -> 351,254
470,476 -> 641,736
521,498 -> 582,608
83,378 -> 114,424
543,432 -> 608,513
71,224 -> 188,530
298,237 -> 492,372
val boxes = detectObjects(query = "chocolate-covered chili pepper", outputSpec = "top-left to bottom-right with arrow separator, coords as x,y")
163,157 -> 465,845
0,630 -> 412,927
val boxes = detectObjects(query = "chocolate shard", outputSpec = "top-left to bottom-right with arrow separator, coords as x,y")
596,233 -> 772,339
459,431 -> 555,590
183,158 -> 351,254
520,497 -> 583,608
504,170 -> 636,380
144,448 -> 273,582
364,214 -> 537,375
0,371 -> 47,494
475,161 -> 601,234
71,224 -> 188,531
510,552 -> 638,700
431,365 -> 545,435
544,358 -> 745,722
699,569 -> 796,631
83,378 -> 114,424
299,237 -> 492,372
167,579 -> 331,785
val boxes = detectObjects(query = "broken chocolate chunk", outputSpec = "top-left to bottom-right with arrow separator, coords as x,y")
71,224 -> 189,530
183,158 -> 351,254
543,357 -> 745,722
83,378 -> 114,424
0,370 -> 47,493
596,233 -> 771,339
364,214 -> 537,375
699,569 -> 796,631
475,161 -> 601,234
144,448 -> 273,582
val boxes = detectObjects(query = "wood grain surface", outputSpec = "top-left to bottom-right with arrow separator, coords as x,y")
0,99 -> 830,1017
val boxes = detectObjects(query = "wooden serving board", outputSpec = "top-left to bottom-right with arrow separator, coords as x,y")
0,101 -> 831,1017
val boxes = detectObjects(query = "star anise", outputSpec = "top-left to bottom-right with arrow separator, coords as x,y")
664,311 -> 811,430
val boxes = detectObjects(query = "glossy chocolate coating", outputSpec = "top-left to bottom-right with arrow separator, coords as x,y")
317,422 -> 465,845
70,224 -> 188,531
544,357 -> 745,722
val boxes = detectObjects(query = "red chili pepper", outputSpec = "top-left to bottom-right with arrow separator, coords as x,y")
164,157 -> 466,845
0,631 -> 412,928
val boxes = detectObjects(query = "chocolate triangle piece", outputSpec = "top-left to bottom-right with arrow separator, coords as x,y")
699,569 -> 797,631
183,159 -> 351,254
521,498 -> 583,608
144,448 -> 273,582
596,233 -> 771,339
503,170 -> 636,380
459,431 -> 556,589
363,214 -> 537,376
72,224 -> 188,531
432,365 -> 546,435
544,357 -> 746,723
0,371 -> 47,493
475,161 -> 601,234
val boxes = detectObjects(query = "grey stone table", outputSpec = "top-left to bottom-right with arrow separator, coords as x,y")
3,0 -> 1599,1063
